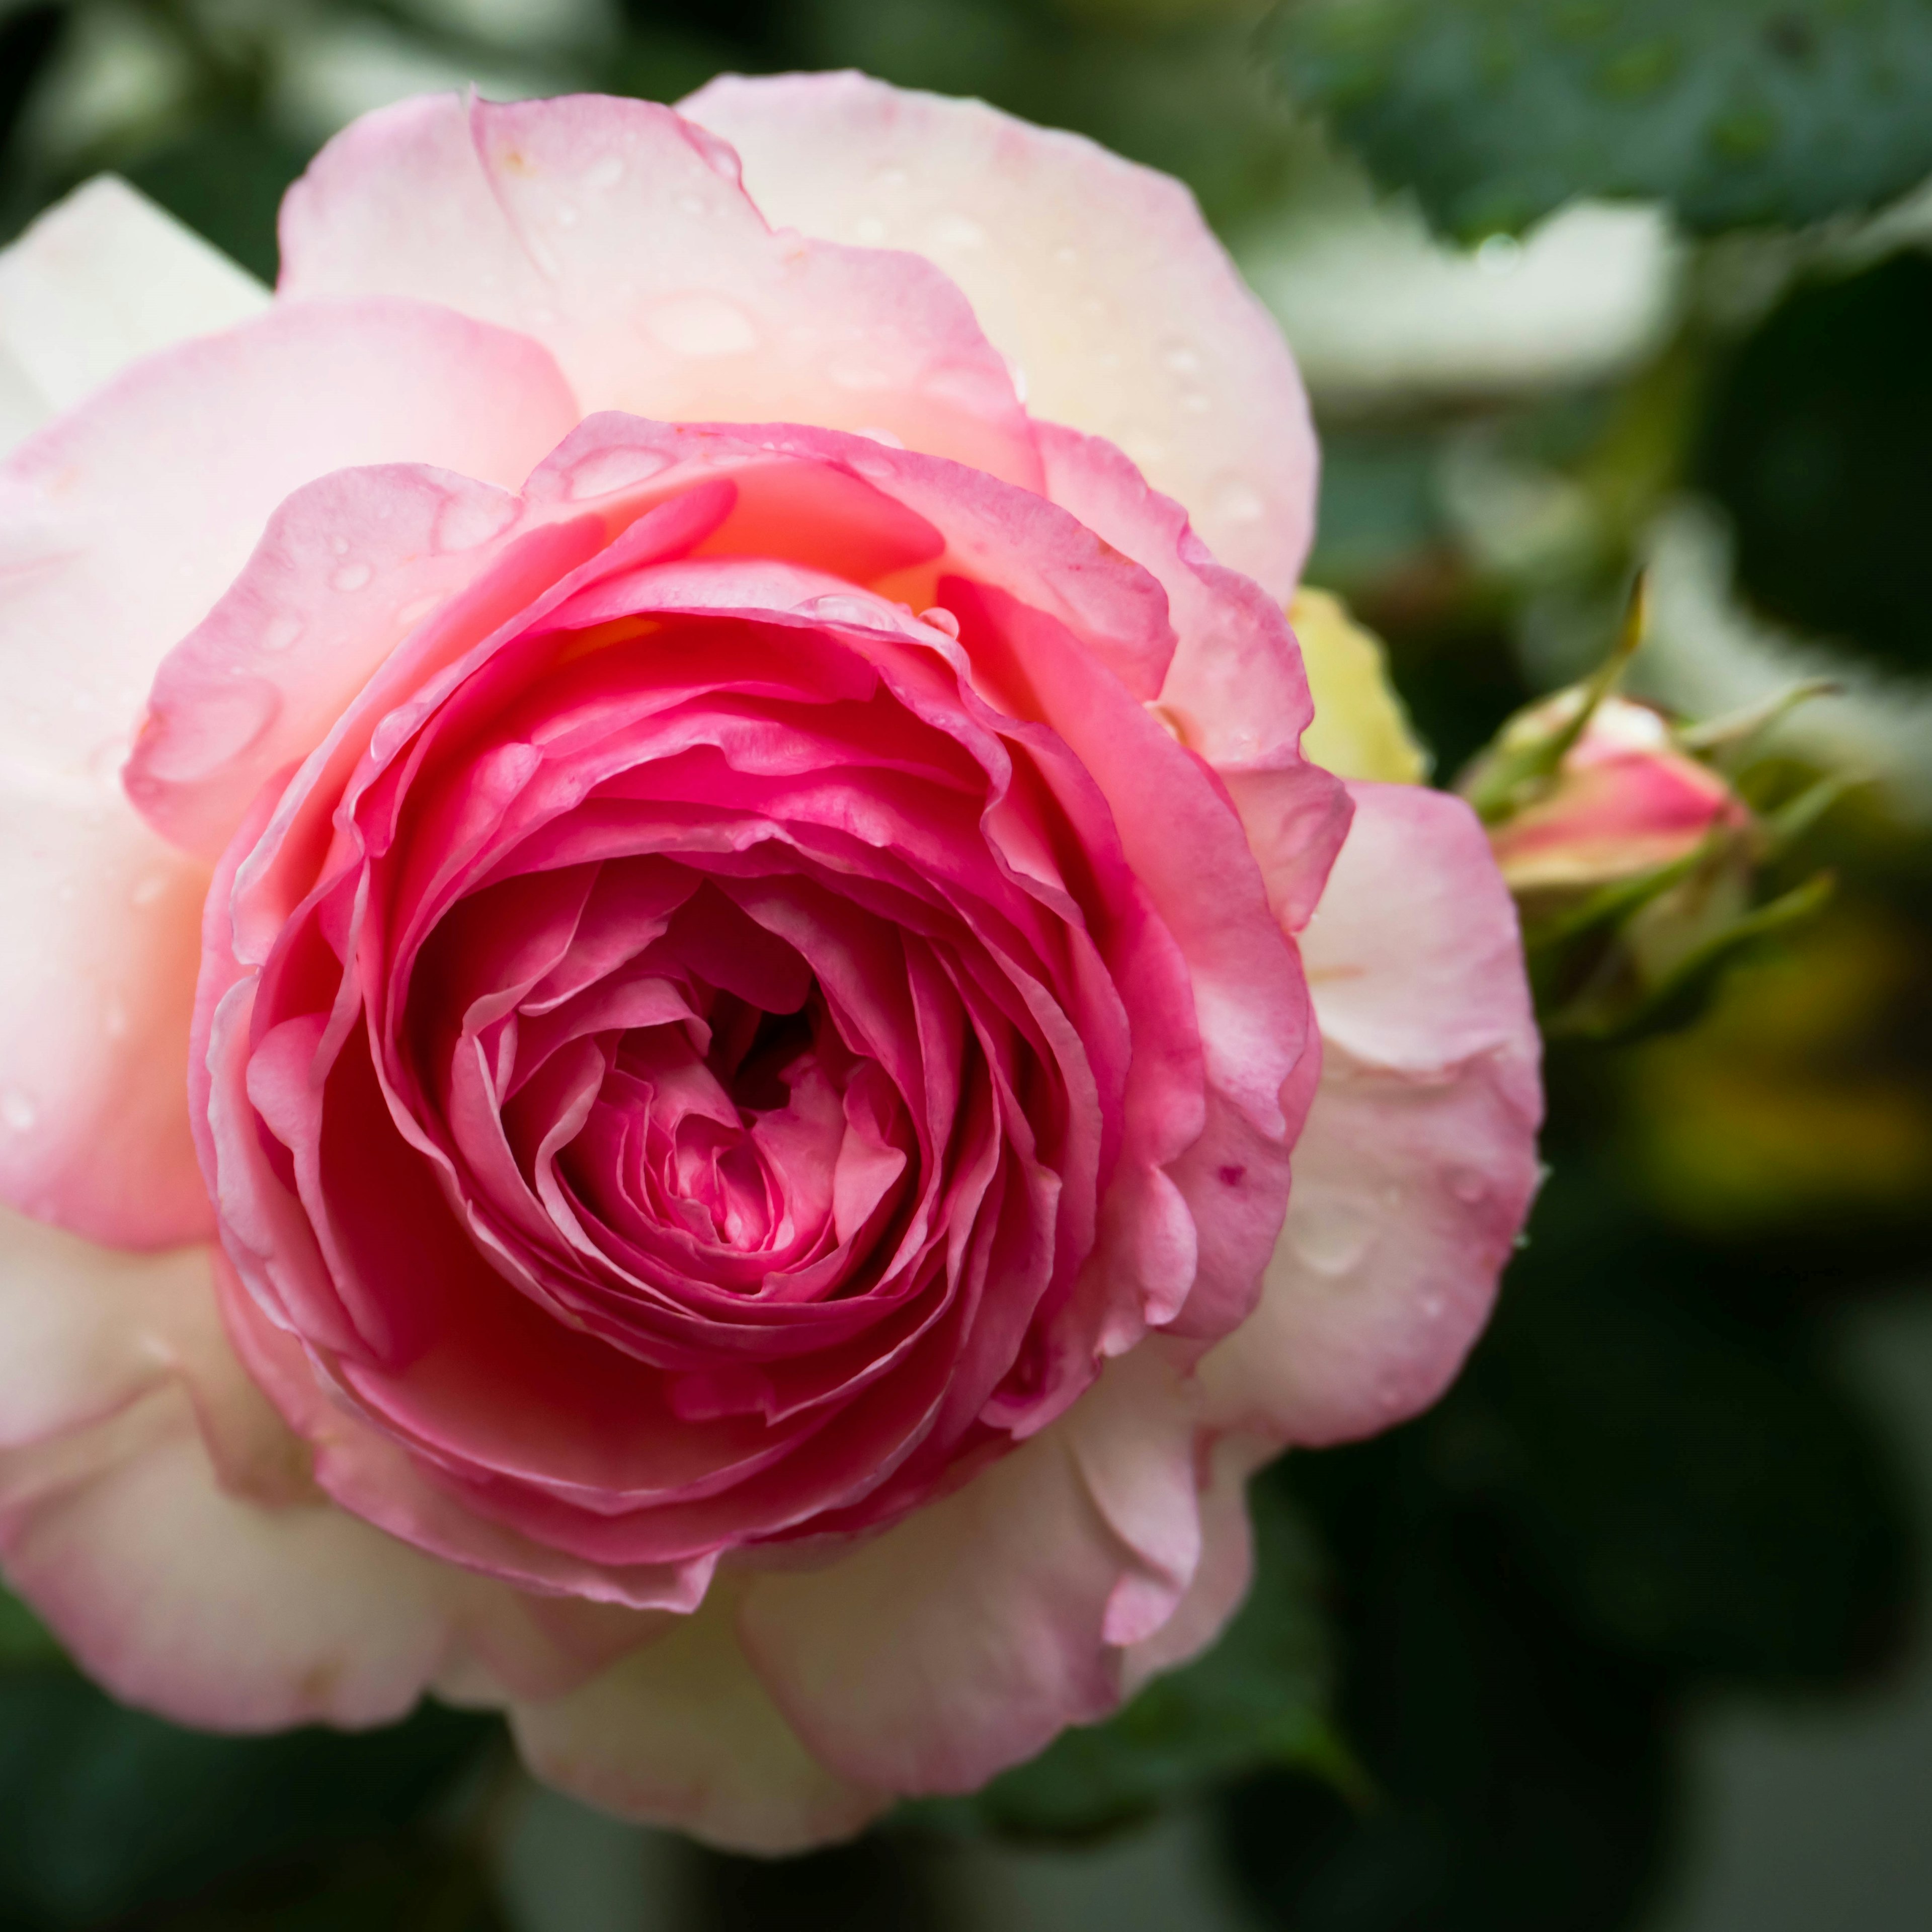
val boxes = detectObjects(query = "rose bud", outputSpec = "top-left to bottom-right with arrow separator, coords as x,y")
1462,646 -> 1838,1039
1474,690 -> 1750,899
0,79 -> 1540,1849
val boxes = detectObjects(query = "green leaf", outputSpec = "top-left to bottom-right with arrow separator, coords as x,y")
1264,0 -> 1932,238
911,1478 -> 1346,1841
0,1675 -> 498,1927
0,1582 -> 61,1667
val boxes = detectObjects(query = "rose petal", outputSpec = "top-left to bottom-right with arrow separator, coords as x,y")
511,1589 -> 887,1854
1199,782 -> 1541,1444
739,1404 -> 1169,1792
0,302 -> 576,1234
681,71 -> 1316,597
0,1214 -> 626,1725
1,299 -> 576,793
0,784 -> 211,1245
278,92 -> 1040,489
0,176 -> 268,447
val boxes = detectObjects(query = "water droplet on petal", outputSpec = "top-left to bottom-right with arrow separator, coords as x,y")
131,873 -> 170,909
1160,338 -> 1203,376
104,997 -> 129,1040
647,295 -> 759,358
1209,477 -> 1266,525
1053,243 -> 1079,266
1449,1167 -> 1489,1205
261,615 -> 304,653
434,490 -> 521,552
676,192 -> 706,216
1,1091 -> 37,1133
554,202 -> 579,227
331,560 -> 374,593
582,155 -> 624,191
928,214 -> 985,251
564,444 -> 676,503
1290,1203 -> 1373,1277
919,606 -> 959,639
854,215 -> 888,245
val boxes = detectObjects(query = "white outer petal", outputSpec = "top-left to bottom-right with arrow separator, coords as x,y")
0,176 -> 268,452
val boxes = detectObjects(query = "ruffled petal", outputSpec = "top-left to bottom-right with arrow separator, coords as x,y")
277,92 -> 1039,490
0,1213 -> 643,1727
511,1591 -> 887,1854
0,301 -> 576,1234
737,1345 -> 1217,1794
2,298 -> 577,793
681,71 -> 1316,598
1199,782 -> 1541,1445
0,176 -> 267,450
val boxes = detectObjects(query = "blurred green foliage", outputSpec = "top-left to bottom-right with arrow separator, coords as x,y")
1265,0 -> 1932,238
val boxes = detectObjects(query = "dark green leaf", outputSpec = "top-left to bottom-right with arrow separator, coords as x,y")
0,1584 -> 61,1668
126,119 -> 316,284
1697,249 -> 1932,675
1265,0 -> 1932,238
0,1673 -> 498,1927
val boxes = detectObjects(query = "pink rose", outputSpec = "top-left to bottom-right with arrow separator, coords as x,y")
0,77 -> 1540,1849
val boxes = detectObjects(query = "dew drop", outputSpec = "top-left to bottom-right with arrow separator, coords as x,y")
582,154 -> 625,191
676,192 -> 706,216
854,214 -> 888,245
130,873 -> 169,909
1180,389 -> 1212,415
1290,1204 -> 1373,1277
1208,477 -> 1266,525
564,442 -> 676,502
928,213 -> 985,251
1053,243 -> 1079,266
647,294 -> 759,358
554,202 -> 579,227
828,354 -> 894,392
1475,232 -> 1522,276
1448,1167 -> 1489,1205
261,614 -> 304,653
1159,338 -> 1203,376
331,560 -> 374,593
919,605 -> 960,639
329,535 -> 349,557
1,1091 -> 36,1133
104,997 -> 129,1041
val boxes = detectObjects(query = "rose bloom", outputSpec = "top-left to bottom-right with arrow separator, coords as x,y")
0,78 -> 1540,1849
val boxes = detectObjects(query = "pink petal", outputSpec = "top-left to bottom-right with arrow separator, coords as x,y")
739,1400 -> 1167,1793
0,176 -> 268,442
277,93 -> 1040,489
1120,1428 -> 1272,1693
1035,422 -> 1350,933
511,1592 -> 887,1854
1199,782 -> 1542,1445
5,299 -> 577,797
0,1217 -> 625,1727
681,71 -> 1317,598
0,786 -> 211,1245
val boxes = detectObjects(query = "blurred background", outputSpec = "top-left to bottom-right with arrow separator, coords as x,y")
3,0 -> 1931,1926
